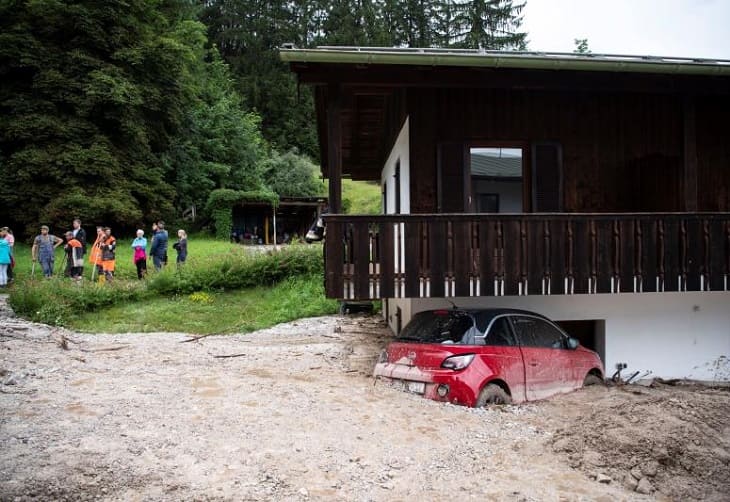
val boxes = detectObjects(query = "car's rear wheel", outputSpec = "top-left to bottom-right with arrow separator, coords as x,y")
475,383 -> 512,407
583,373 -> 604,386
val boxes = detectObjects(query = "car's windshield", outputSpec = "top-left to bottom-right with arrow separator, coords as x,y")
397,311 -> 475,344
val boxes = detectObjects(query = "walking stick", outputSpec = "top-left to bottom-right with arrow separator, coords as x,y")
56,253 -> 67,278
31,260 -> 36,279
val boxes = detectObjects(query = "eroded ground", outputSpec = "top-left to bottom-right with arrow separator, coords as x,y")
1,296 -> 728,501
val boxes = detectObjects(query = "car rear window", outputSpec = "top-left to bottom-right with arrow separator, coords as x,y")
397,311 -> 475,344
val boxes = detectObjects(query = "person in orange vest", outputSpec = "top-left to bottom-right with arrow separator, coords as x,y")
100,227 -> 116,283
89,226 -> 104,280
63,231 -> 84,280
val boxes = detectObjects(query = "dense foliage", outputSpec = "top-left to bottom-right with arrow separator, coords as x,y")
0,0 -> 198,235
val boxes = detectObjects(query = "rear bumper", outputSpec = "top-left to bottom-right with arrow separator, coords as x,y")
373,362 -> 480,407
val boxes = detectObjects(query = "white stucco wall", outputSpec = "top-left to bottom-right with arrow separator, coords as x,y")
472,179 -> 523,212
381,118 -> 410,215
387,292 -> 730,382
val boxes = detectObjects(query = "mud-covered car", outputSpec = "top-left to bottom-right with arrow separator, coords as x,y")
373,308 -> 604,407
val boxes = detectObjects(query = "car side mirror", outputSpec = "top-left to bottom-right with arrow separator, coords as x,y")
566,337 -> 579,350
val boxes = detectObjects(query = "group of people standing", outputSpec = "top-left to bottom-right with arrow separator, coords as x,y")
128,221 -> 187,280
0,219 -> 188,286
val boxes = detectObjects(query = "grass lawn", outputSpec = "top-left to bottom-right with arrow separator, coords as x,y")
69,276 -> 338,334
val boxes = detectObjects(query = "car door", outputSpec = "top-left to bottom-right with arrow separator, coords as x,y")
509,315 -> 574,401
480,315 -> 527,402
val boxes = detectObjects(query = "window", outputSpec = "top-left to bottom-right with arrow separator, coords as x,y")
397,310 -> 475,344
484,317 -> 515,346
510,316 -> 567,349
469,147 -> 523,213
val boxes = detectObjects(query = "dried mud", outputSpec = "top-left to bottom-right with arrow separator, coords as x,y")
1,295 -> 728,501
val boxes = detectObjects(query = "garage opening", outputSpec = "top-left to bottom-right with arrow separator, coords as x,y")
557,320 -> 606,366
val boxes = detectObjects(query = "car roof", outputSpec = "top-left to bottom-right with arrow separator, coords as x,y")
422,308 -> 552,323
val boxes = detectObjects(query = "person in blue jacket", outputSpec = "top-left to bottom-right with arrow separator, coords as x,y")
0,228 -> 11,287
150,221 -> 168,271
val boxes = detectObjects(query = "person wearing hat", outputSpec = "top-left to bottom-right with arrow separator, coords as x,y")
32,225 -> 63,278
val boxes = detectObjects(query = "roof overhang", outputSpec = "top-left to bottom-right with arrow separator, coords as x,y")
281,46 -> 730,77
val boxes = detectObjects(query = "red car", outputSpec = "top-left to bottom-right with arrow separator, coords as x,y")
373,309 -> 604,407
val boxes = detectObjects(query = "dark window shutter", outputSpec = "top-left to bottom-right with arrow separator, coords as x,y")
532,142 -> 563,212
438,142 -> 465,212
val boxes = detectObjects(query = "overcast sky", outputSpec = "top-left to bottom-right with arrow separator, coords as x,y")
522,0 -> 730,59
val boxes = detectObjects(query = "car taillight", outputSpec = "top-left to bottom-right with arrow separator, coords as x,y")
441,354 -> 475,370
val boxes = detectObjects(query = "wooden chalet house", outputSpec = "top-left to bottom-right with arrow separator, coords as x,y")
281,46 -> 730,382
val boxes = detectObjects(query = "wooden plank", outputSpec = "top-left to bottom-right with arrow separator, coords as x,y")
502,219 -> 521,295
549,220 -> 566,294
708,220 -> 726,291
641,219 -> 658,293
527,220 -> 544,294
378,223 -> 394,298
595,220 -> 613,293
429,221 -> 447,297
572,220 -> 590,294
685,218 -> 702,291
478,220 -> 496,296
663,219 -> 680,291
324,219 -> 344,298
350,221 -> 371,299
619,219 -> 634,291
404,221 -> 421,297
453,221 -> 471,297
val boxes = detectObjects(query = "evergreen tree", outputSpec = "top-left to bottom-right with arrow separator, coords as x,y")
164,49 -> 268,215
0,0 -> 204,234
450,0 -> 527,50
201,0 -> 319,159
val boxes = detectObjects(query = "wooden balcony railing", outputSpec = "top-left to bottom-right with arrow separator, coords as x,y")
322,213 -> 730,300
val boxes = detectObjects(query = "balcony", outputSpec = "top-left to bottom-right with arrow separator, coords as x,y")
323,213 -> 730,300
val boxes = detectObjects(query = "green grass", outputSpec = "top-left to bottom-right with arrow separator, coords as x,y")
342,179 -> 381,214
7,237 -> 339,334
69,275 -> 338,334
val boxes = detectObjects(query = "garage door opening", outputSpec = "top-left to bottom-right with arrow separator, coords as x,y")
557,320 -> 606,366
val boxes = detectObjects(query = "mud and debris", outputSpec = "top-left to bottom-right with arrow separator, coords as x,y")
1,294 -> 728,501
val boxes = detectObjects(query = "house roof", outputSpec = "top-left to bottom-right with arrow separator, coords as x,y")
280,46 -> 730,76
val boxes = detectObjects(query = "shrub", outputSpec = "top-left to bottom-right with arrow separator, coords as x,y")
8,279 -> 148,326
146,243 -> 324,295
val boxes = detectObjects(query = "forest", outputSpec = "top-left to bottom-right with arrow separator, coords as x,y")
0,0 -> 527,237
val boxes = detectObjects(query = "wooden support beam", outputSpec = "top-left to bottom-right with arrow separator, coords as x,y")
683,95 -> 698,212
326,84 -> 343,213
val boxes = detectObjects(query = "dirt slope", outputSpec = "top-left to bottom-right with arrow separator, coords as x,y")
1,295 -> 728,501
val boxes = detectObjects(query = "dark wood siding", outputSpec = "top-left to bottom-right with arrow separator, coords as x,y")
697,94 -> 730,211
407,88 -> 703,214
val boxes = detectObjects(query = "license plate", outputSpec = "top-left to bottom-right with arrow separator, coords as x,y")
407,381 -> 425,394
390,380 -> 425,394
